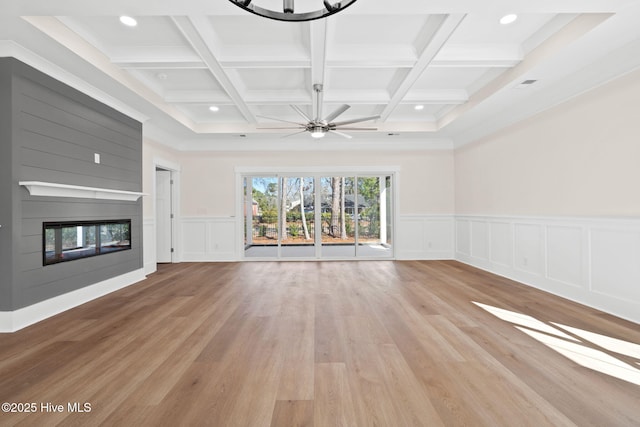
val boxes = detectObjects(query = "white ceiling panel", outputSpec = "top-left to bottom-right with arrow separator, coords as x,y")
177,104 -> 247,123
235,68 -> 308,91
7,0 -> 640,146
414,67 -> 491,92
448,12 -> 557,45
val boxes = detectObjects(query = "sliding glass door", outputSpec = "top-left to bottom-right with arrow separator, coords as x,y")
280,177 -> 315,258
356,176 -> 393,257
242,172 -> 394,260
244,176 -> 279,258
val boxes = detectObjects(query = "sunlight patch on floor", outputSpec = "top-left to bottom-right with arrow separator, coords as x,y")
472,301 -> 578,341
551,322 -> 640,360
473,301 -> 640,386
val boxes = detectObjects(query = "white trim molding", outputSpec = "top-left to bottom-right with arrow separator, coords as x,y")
19,181 -> 146,201
181,217 -> 237,262
397,215 -> 455,260
143,217 -> 157,275
455,215 -> 640,324
0,268 -> 147,333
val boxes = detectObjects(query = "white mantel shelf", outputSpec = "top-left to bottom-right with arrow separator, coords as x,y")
19,181 -> 145,201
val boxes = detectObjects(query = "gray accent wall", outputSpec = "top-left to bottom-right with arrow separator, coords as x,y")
0,57 -> 143,311
0,59 -> 14,311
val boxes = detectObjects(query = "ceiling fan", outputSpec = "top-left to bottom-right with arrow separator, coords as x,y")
257,84 -> 380,139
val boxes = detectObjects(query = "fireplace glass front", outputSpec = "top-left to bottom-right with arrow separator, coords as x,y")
43,219 -> 131,265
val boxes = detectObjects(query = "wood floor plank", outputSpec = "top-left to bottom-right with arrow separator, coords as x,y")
314,363 -> 358,427
270,400 -> 313,427
1,261 -> 639,427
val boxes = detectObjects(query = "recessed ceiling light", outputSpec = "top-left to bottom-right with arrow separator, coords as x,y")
209,106 -> 220,112
414,105 -> 425,111
119,16 -> 138,27
500,14 -> 518,25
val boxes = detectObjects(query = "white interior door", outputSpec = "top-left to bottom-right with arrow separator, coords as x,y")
156,169 -> 173,263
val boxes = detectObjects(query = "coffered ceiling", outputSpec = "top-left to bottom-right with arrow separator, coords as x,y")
2,0 -> 640,149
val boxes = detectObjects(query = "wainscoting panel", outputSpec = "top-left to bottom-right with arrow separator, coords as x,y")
490,221 -> 512,268
181,217 -> 237,261
513,223 -> 544,277
590,227 -> 640,304
455,215 -> 640,324
546,225 -> 584,288
396,215 -> 454,260
471,220 -> 489,262
455,219 -> 471,257
143,218 -> 156,275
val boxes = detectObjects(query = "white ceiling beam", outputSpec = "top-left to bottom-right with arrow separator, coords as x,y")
221,60 -> 310,69
379,13 -> 466,122
109,46 -> 205,68
310,19 -> 329,85
115,61 -> 206,70
222,88 -> 466,106
172,15 -> 256,124
309,19 -> 329,120
403,89 -> 469,104
110,44 -> 522,71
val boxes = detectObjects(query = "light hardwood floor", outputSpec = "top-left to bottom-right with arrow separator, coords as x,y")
1,261 -> 639,426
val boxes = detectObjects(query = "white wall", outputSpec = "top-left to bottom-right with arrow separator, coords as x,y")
179,150 -> 454,216
455,68 -> 640,217
454,68 -> 640,324
175,149 -> 455,261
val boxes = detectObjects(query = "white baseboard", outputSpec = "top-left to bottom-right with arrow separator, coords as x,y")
0,268 -> 147,333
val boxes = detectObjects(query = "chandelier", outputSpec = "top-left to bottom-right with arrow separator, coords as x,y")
228,0 -> 359,22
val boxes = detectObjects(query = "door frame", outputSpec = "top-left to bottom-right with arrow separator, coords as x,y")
235,165 -> 400,261
153,158 -> 181,264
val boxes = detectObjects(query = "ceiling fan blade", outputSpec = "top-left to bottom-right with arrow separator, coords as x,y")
282,129 -> 310,138
329,130 -> 353,139
323,104 -> 350,123
334,127 -> 377,131
290,105 -> 312,123
257,126 -> 305,130
256,115 -> 304,126
331,115 -> 380,127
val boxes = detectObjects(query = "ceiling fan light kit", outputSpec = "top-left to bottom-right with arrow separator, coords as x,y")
228,0 -> 359,22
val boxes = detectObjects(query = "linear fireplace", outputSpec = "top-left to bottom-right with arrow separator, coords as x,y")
43,219 -> 131,265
